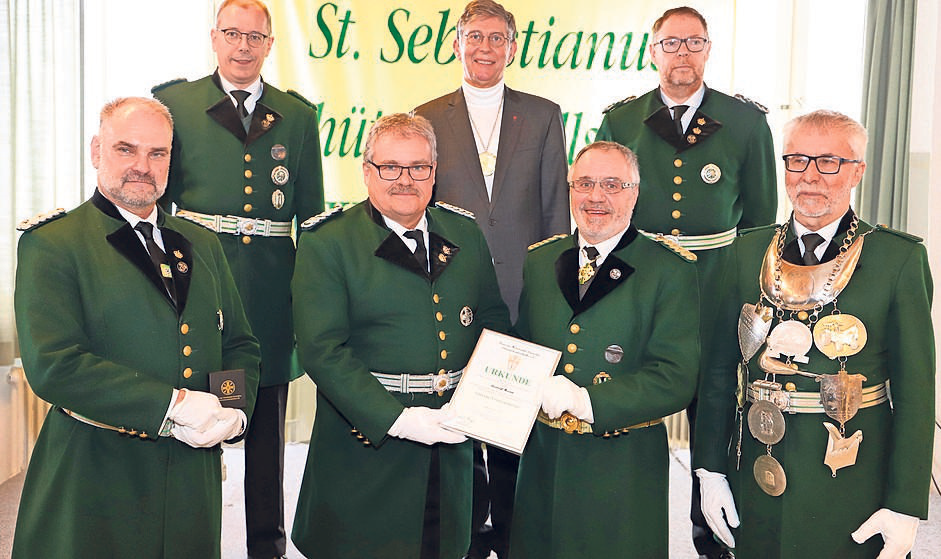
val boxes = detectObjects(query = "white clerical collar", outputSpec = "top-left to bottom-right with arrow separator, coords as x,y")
462,79 -> 505,107
218,72 -> 264,114
793,214 -> 843,259
383,213 -> 429,252
578,225 -> 630,268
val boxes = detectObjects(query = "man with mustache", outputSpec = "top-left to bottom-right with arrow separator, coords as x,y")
152,1 -> 324,556
694,110 -> 934,558
12,97 -> 260,558
510,141 -> 699,558
596,7 -> 777,556
290,113 -> 510,559
414,3 -> 570,555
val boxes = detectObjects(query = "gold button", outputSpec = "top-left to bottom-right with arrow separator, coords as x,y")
438,331 -> 446,341
672,210 -> 681,219
671,228 -> 681,236
244,170 -> 252,179
570,323 -> 580,334
564,363 -> 575,374
182,345 -> 192,357
438,369 -> 446,375
180,323 -> 189,335
673,176 -> 682,185
797,310 -> 809,321
244,153 -> 251,162
183,368 -> 193,378
567,343 -> 577,354
785,382 -> 797,392
436,312 -> 443,321
673,192 -> 682,201
244,186 -> 253,195
440,350 -> 448,359
242,236 -> 252,244
433,294 -> 440,304
243,203 -> 253,213
139,432 -> 148,439
673,158 -> 683,168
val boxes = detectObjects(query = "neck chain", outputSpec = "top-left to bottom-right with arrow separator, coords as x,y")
468,94 -> 505,177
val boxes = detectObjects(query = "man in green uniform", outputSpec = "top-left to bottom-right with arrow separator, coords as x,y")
509,141 -> 700,558
291,113 -> 510,559
152,1 -> 324,556
12,97 -> 260,559
596,8 -> 777,556
694,110 -> 934,558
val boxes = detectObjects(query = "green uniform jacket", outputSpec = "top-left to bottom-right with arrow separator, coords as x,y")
12,191 -> 260,559
510,228 -> 700,559
694,213 -> 935,558
596,87 -> 776,236
154,71 -> 324,386
291,201 -> 511,558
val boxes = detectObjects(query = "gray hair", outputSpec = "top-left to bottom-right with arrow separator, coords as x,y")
456,0 -> 517,40
363,113 -> 437,162
572,141 -> 639,179
784,110 -> 868,160
100,97 -> 173,130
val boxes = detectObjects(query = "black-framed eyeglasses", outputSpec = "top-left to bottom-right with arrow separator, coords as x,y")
569,178 -> 639,194
462,31 -> 512,48
654,36 -> 709,53
782,154 -> 861,174
366,160 -> 434,181
218,28 -> 269,48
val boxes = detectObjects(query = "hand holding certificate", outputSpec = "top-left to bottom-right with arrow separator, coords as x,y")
441,329 -> 561,454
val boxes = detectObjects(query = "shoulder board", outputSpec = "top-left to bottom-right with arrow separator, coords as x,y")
875,223 -> 923,242
434,201 -> 475,220
287,89 -> 318,110
17,208 -> 67,232
734,94 -> 769,114
650,234 -> 697,262
603,95 -> 637,114
300,206 -> 344,231
738,224 -> 779,236
528,234 -> 569,252
151,78 -> 188,94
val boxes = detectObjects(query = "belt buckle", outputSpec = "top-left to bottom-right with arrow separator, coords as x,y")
237,218 -> 257,235
432,371 -> 450,396
560,412 -> 581,434
752,379 -> 790,411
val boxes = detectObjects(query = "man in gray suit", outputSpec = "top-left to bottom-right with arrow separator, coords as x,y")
414,1 -> 569,557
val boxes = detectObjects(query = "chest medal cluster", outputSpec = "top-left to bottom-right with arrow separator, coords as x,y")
736,216 -> 876,497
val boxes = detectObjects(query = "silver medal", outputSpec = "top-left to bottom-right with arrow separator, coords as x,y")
271,165 -> 289,186
747,399 -> 786,445
766,320 -> 813,363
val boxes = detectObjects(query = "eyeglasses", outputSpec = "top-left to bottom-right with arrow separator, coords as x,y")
569,178 -> 639,194
462,31 -> 512,48
653,36 -> 709,53
782,154 -> 861,174
218,28 -> 269,48
366,160 -> 434,181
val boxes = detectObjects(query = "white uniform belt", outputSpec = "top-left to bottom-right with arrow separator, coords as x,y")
176,209 -> 292,237
640,226 -> 737,250
371,369 -> 463,394
746,382 -> 888,413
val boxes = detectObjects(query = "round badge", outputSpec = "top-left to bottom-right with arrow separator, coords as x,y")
221,379 -> 236,396
604,344 -> 624,364
753,454 -> 787,497
766,320 -> 813,363
701,163 -> 721,184
270,144 -> 287,160
459,306 -> 474,327
747,400 -> 786,445
687,134 -> 698,144
271,165 -> 289,186
813,314 -> 867,359
271,189 -> 285,210
609,268 -> 621,280
176,261 -> 189,274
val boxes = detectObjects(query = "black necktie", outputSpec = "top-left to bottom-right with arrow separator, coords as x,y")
231,90 -> 251,118
135,222 -> 177,303
801,233 -> 825,265
403,230 -> 428,273
672,105 -> 689,137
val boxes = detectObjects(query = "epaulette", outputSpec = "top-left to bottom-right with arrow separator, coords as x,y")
435,201 -> 475,220
603,95 -> 637,114
287,89 -> 318,111
151,78 -> 188,94
734,94 -> 769,114
17,208 -> 67,232
300,206 -> 344,231
875,223 -> 923,242
651,234 -> 697,262
528,234 -> 569,252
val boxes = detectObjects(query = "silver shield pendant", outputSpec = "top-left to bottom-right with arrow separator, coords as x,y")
738,303 -> 773,361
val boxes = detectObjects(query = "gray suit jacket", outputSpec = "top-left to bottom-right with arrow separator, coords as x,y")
415,86 -> 570,320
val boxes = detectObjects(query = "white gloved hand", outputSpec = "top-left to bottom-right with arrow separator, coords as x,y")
167,389 -> 224,431
541,375 -> 593,422
172,408 -> 246,448
851,508 -> 919,559
388,406 -> 467,446
695,469 -> 740,549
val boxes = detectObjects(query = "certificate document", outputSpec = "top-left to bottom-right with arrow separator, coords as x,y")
442,329 -> 561,455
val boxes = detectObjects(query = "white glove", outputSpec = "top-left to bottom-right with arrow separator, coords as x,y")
541,375 -> 593,422
695,469 -> 740,549
851,508 -> 919,559
172,408 -> 246,448
166,389 -> 224,431
388,406 -> 467,445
